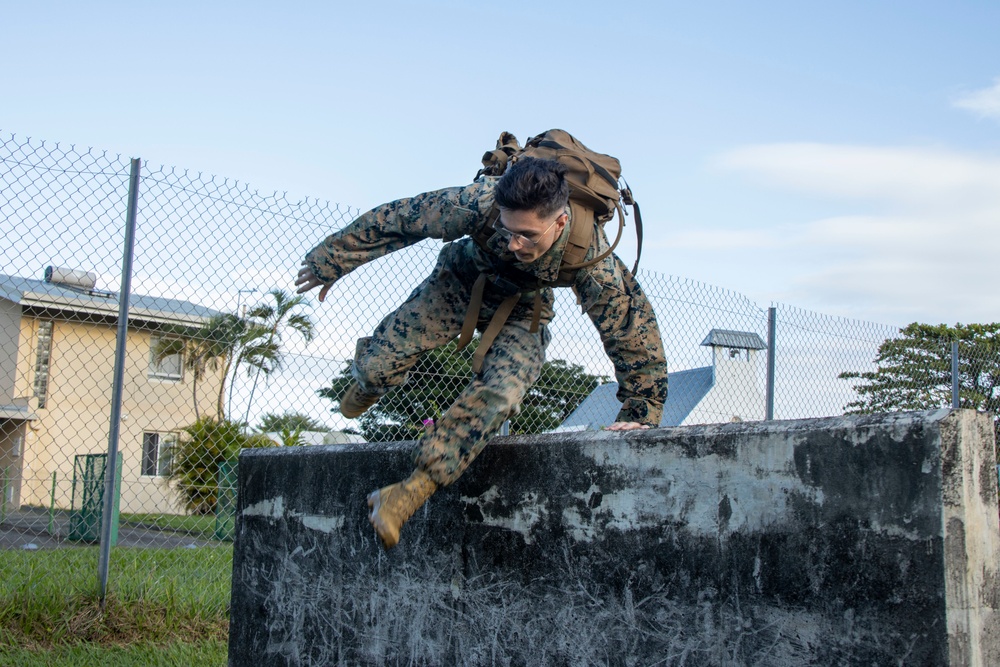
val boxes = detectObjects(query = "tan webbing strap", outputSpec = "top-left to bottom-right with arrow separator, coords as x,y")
530,290 -> 542,333
458,273 -> 486,351
472,293 -> 520,374
560,201 -> 593,269
561,200 -> 626,272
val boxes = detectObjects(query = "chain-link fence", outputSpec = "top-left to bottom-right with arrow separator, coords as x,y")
1,132 -> 996,593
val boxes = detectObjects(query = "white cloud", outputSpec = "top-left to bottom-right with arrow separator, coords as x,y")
717,143 -> 1000,207
953,78 -> 1000,121
712,143 -> 1000,324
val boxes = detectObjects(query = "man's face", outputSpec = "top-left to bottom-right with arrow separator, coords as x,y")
496,207 -> 568,263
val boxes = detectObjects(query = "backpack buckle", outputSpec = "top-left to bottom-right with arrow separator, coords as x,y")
620,178 -> 635,206
487,272 -> 521,297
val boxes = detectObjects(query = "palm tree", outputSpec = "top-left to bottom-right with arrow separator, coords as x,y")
154,313 -> 278,421
241,289 -> 315,424
220,317 -> 280,420
155,290 -> 312,422
152,324 -> 224,421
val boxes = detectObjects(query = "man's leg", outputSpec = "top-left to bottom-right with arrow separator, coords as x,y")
369,320 -> 548,548
343,257 -> 468,416
415,320 -> 549,485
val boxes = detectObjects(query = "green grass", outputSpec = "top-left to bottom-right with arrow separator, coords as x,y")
0,547 -> 231,659
0,640 -> 227,666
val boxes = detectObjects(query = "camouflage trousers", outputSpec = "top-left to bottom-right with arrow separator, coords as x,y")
352,258 -> 550,486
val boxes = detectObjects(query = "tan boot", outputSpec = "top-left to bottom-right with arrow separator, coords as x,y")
340,382 -> 381,419
367,470 -> 438,549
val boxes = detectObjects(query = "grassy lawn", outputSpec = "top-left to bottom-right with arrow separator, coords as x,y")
0,640 -> 227,666
0,546 -> 231,665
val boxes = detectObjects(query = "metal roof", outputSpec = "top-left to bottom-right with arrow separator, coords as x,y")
700,329 -> 766,350
0,402 -> 36,421
0,273 -> 221,326
560,366 -> 714,430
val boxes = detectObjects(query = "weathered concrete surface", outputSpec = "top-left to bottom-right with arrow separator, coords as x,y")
228,409 -> 1000,666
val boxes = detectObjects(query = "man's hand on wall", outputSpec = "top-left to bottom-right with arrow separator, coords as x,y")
606,422 -> 650,431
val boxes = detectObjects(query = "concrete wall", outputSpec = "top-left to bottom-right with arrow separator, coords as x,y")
228,410 -> 1000,666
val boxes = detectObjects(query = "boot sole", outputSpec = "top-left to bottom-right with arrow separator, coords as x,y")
341,383 -> 380,419
367,490 -> 399,549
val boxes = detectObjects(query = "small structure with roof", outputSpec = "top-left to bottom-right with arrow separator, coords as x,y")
560,328 -> 767,430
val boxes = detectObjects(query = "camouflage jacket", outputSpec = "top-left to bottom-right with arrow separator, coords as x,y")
305,178 -> 668,426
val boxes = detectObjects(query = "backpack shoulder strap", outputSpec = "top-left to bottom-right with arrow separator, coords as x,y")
559,200 -> 626,275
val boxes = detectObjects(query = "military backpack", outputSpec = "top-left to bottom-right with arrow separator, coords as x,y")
459,129 -> 643,372
473,129 -> 642,279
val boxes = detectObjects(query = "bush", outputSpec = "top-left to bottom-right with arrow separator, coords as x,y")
169,418 -> 274,515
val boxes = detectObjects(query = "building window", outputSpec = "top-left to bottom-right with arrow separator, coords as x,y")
33,320 -> 53,409
141,431 -> 176,477
149,335 -> 184,381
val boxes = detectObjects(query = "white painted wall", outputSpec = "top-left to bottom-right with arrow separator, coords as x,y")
681,347 -> 766,425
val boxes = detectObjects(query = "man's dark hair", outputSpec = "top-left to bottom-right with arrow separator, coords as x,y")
494,157 -> 570,218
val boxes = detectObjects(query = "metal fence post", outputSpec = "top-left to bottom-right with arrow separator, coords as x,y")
951,340 -> 960,409
98,157 -> 141,607
766,307 -> 776,420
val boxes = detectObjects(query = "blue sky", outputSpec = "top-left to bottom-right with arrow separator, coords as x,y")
3,1 -> 999,326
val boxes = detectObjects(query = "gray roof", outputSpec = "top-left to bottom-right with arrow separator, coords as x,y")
0,273 -> 220,326
700,329 -> 766,350
560,366 -> 714,430
659,367 -> 714,426
0,402 -> 36,421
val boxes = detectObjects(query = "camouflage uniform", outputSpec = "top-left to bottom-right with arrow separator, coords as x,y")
305,178 -> 667,486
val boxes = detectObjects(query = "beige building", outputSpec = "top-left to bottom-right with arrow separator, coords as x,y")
0,269 -> 222,515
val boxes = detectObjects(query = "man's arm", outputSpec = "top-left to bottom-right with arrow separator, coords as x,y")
576,254 -> 668,428
300,180 -> 494,289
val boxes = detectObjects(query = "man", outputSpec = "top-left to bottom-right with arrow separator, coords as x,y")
295,156 -> 667,549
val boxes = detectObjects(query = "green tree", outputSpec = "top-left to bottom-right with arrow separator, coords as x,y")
256,411 -> 328,433
169,417 -> 275,515
317,339 -> 605,442
152,325 -> 215,421
199,314 -> 276,420
241,290 -> 316,423
153,314 -> 268,420
839,322 -> 1000,453
155,309 -> 289,421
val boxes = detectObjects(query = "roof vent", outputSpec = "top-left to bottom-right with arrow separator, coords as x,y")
44,266 -> 98,290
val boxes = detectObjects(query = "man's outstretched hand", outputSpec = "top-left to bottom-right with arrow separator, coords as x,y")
606,422 -> 650,431
295,261 -> 333,302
